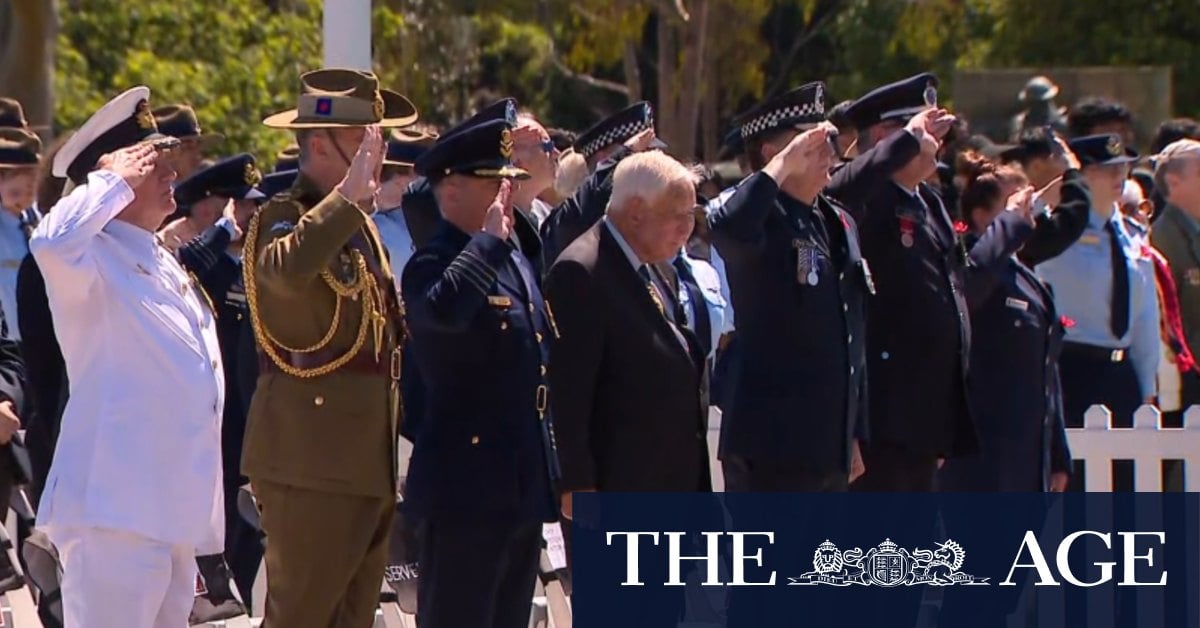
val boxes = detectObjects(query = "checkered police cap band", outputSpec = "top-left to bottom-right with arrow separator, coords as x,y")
578,118 -> 652,160
739,96 -> 825,140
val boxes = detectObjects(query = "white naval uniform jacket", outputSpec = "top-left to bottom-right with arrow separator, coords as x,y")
31,170 -> 225,554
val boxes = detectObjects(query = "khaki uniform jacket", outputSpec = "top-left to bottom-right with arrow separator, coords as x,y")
241,175 -> 400,498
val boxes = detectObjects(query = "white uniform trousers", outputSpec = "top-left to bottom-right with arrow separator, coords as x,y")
52,526 -> 197,628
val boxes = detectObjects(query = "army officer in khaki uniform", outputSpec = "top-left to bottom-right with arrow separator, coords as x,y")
243,68 -> 418,627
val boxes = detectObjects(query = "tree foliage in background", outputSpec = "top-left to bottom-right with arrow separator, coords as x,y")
57,0 -> 324,163
31,0 -> 1200,165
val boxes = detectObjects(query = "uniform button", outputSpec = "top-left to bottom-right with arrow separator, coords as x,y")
536,332 -> 544,343
540,365 -> 547,376
470,435 -> 480,445
528,303 -> 536,314
881,352 -> 890,360
847,334 -> 853,343
500,321 -> 508,331
839,273 -> 845,281
850,366 -> 855,375
210,359 -> 218,370
843,304 -> 849,313
314,396 -> 325,407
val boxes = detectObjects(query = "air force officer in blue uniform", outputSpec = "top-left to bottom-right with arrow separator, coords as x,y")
402,117 -> 559,628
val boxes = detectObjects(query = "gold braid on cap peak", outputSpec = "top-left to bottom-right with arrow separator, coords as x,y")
242,201 -> 384,378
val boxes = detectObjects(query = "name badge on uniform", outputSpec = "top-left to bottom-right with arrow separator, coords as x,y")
1078,234 -> 1102,246
793,239 -> 820,286
488,295 -> 513,308
1005,297 -> 1029,311
1187,268 -> 1200,287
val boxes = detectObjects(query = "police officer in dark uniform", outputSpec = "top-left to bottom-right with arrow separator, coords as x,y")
709,82 -> 871,491
827,74 -> 975,492
172,153 -> 267,602
402,117 -> 559,628
539,102 -> 666,266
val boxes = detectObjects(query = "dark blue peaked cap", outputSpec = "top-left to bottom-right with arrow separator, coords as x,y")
1069,134 -> 1138,166
258,168 -> 298,199
441,98 -> 518,142
845,73 -> 939,130
415,118 -> 530,181
573,101 -> 667,160
173,153 -> 265,208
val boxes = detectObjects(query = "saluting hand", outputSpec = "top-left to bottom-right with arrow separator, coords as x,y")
763,123 -> 831,184
482,179 -> 514,240
337,125 -> 385,208
624,127 -> 660,153
98,142 -> 159,190
1005,185 -> 1035,224
1052,135 -> 1082,172
0,400 -> 20,445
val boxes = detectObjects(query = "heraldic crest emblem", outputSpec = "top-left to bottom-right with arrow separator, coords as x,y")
790,538 -> 988,587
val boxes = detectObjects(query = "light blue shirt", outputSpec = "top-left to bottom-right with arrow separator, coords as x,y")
0,208 -> 29,339
678,252 -> 727,359
705,186 -> 740,333
1036,206 -> 1160,396
372,207 -> 415,292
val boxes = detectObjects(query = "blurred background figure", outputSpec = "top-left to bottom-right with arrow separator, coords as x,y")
1010,76 -> 1068,141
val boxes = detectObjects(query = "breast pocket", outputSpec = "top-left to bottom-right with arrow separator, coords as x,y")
140,295 -> 203,355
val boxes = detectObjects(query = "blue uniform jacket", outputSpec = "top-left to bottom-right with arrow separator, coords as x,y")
401,222 -> 558,524
710,172 -> 871,473
941,216 -> 1073,491
826,130 -> 1016,458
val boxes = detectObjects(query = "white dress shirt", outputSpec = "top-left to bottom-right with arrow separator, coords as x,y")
31,170 -> 225,554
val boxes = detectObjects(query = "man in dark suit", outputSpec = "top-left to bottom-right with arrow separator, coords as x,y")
545,149 -> 705,628
710,82 -> 871,492
402,117 -> 558,628
824,74 -> 974,492
546,150 -> 709,501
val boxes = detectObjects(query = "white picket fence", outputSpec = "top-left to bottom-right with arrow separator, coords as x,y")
1069,405 -> 1200,491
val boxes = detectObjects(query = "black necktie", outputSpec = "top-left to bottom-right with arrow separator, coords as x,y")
673,256 -> 712,359
1105,221 -> 1130,338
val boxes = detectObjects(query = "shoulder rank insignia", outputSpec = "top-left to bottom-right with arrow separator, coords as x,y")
269,220 -> 295,234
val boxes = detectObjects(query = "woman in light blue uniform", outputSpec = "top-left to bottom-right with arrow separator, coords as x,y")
1036,134 -> 1160,428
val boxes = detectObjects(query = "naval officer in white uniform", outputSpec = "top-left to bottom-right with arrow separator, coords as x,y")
31,86 -> 225,628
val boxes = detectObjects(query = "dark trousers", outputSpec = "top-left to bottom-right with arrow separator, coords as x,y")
417,519 -> 542,628
850,442 -> 938,492
722,456 -> 848,492
223,481 -> 263,607
1162,369 -> 1200,429
1059,343 -> 1141,428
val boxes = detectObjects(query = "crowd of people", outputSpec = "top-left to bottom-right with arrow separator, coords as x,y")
0,66 -> 1197,627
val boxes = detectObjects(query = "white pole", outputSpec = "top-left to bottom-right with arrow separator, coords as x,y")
323,0 -> 372,71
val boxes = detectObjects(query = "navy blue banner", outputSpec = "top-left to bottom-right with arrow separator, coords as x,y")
571,493 -> 1199,628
